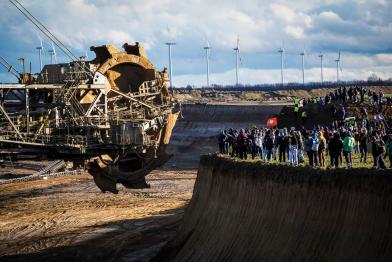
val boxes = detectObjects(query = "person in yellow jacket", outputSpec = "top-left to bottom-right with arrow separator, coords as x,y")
294,106 -> 299,117
294,97 -> 299,107
301,111 -> 307,123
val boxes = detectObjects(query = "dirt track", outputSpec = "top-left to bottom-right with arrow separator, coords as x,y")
0,170 -> 196,261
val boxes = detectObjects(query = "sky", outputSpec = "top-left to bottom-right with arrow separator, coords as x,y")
0,0 -> 391,87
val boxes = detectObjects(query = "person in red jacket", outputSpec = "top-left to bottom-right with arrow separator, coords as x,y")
237,129 -> 248,160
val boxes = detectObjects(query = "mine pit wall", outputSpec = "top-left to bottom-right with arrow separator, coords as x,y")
180,103 -> 282,122
158,155 -> 392,261
165,104 -> 282,168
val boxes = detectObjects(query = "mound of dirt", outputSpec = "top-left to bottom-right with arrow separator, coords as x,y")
277,101 -> 392,129
174,86 -> 392,104
156,154 -> 392,261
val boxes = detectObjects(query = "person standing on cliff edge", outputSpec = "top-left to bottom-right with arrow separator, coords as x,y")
237,129 -> 248,160
329,132 -> 343,168
343,131 -> 355,168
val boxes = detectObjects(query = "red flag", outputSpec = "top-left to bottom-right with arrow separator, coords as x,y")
266,117 -> 277,127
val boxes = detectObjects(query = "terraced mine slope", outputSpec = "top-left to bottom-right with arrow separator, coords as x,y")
158,155 -> 392,262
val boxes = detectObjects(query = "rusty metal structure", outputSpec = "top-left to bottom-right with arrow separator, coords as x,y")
0,0 -> 179,193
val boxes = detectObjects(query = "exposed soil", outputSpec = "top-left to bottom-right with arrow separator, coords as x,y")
165,103 -> 283,168
2,99 -> 388,261
0,102 -> 282,261
0,170 -> 196,261
174,86 -> 392,104
157,155 -> 392,261
278,101 -> 392,128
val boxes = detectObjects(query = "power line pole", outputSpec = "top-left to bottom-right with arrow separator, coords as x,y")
165,42 -> 176,89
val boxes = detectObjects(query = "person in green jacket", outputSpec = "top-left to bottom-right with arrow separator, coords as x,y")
386,135 -> 392,168
343,131 -> 355,168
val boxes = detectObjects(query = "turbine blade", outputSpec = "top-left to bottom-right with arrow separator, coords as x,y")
51,42 -> 56,54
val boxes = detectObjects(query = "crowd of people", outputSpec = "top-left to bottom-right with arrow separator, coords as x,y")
217,87 -> 392,169
217,125 -> 392,169
302,86 -> 390,108
296,86 -> 391,124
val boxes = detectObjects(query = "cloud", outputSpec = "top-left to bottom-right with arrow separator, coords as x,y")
0,0 -> 390,86
376,53 -> 392,64
270,3 -> 298,24
174,64 -> 392,87
102,30 -> 134,46
318,11 -> 341,22
285,26 -> 304,39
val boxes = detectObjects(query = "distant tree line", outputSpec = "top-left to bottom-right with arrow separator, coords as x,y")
174,79 -> 392,92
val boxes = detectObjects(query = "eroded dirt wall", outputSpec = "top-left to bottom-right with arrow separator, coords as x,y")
157,155 -> 392,261
164,104 -> 282,168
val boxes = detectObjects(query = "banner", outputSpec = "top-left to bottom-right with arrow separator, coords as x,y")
266,117 -> 277,127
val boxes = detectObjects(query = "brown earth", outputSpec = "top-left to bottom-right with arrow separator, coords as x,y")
278,101 -> 392,129
174,86 -> 392,104
157,155 -> 392,262
1,100 -> 390,261
0,103 -> 283,261
164,103 -> 283,168
0,170 -> 196,261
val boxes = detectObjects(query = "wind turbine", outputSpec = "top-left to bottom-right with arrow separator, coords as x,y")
299,48 -> 305,86
233,35 -> 240,87
203,42 -> 212,88
36,39 -> 44,71
335,51 -> 342,82
278,45 -> 285,86
165,42 -> 176,89
18,57 -> 25,74
48,50 -> 54,64
51,42 -> 57,64
318,53 -> 324,84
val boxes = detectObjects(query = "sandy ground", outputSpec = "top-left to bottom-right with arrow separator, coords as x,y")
0,169 -> 196,261
0,103 -> 282,261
